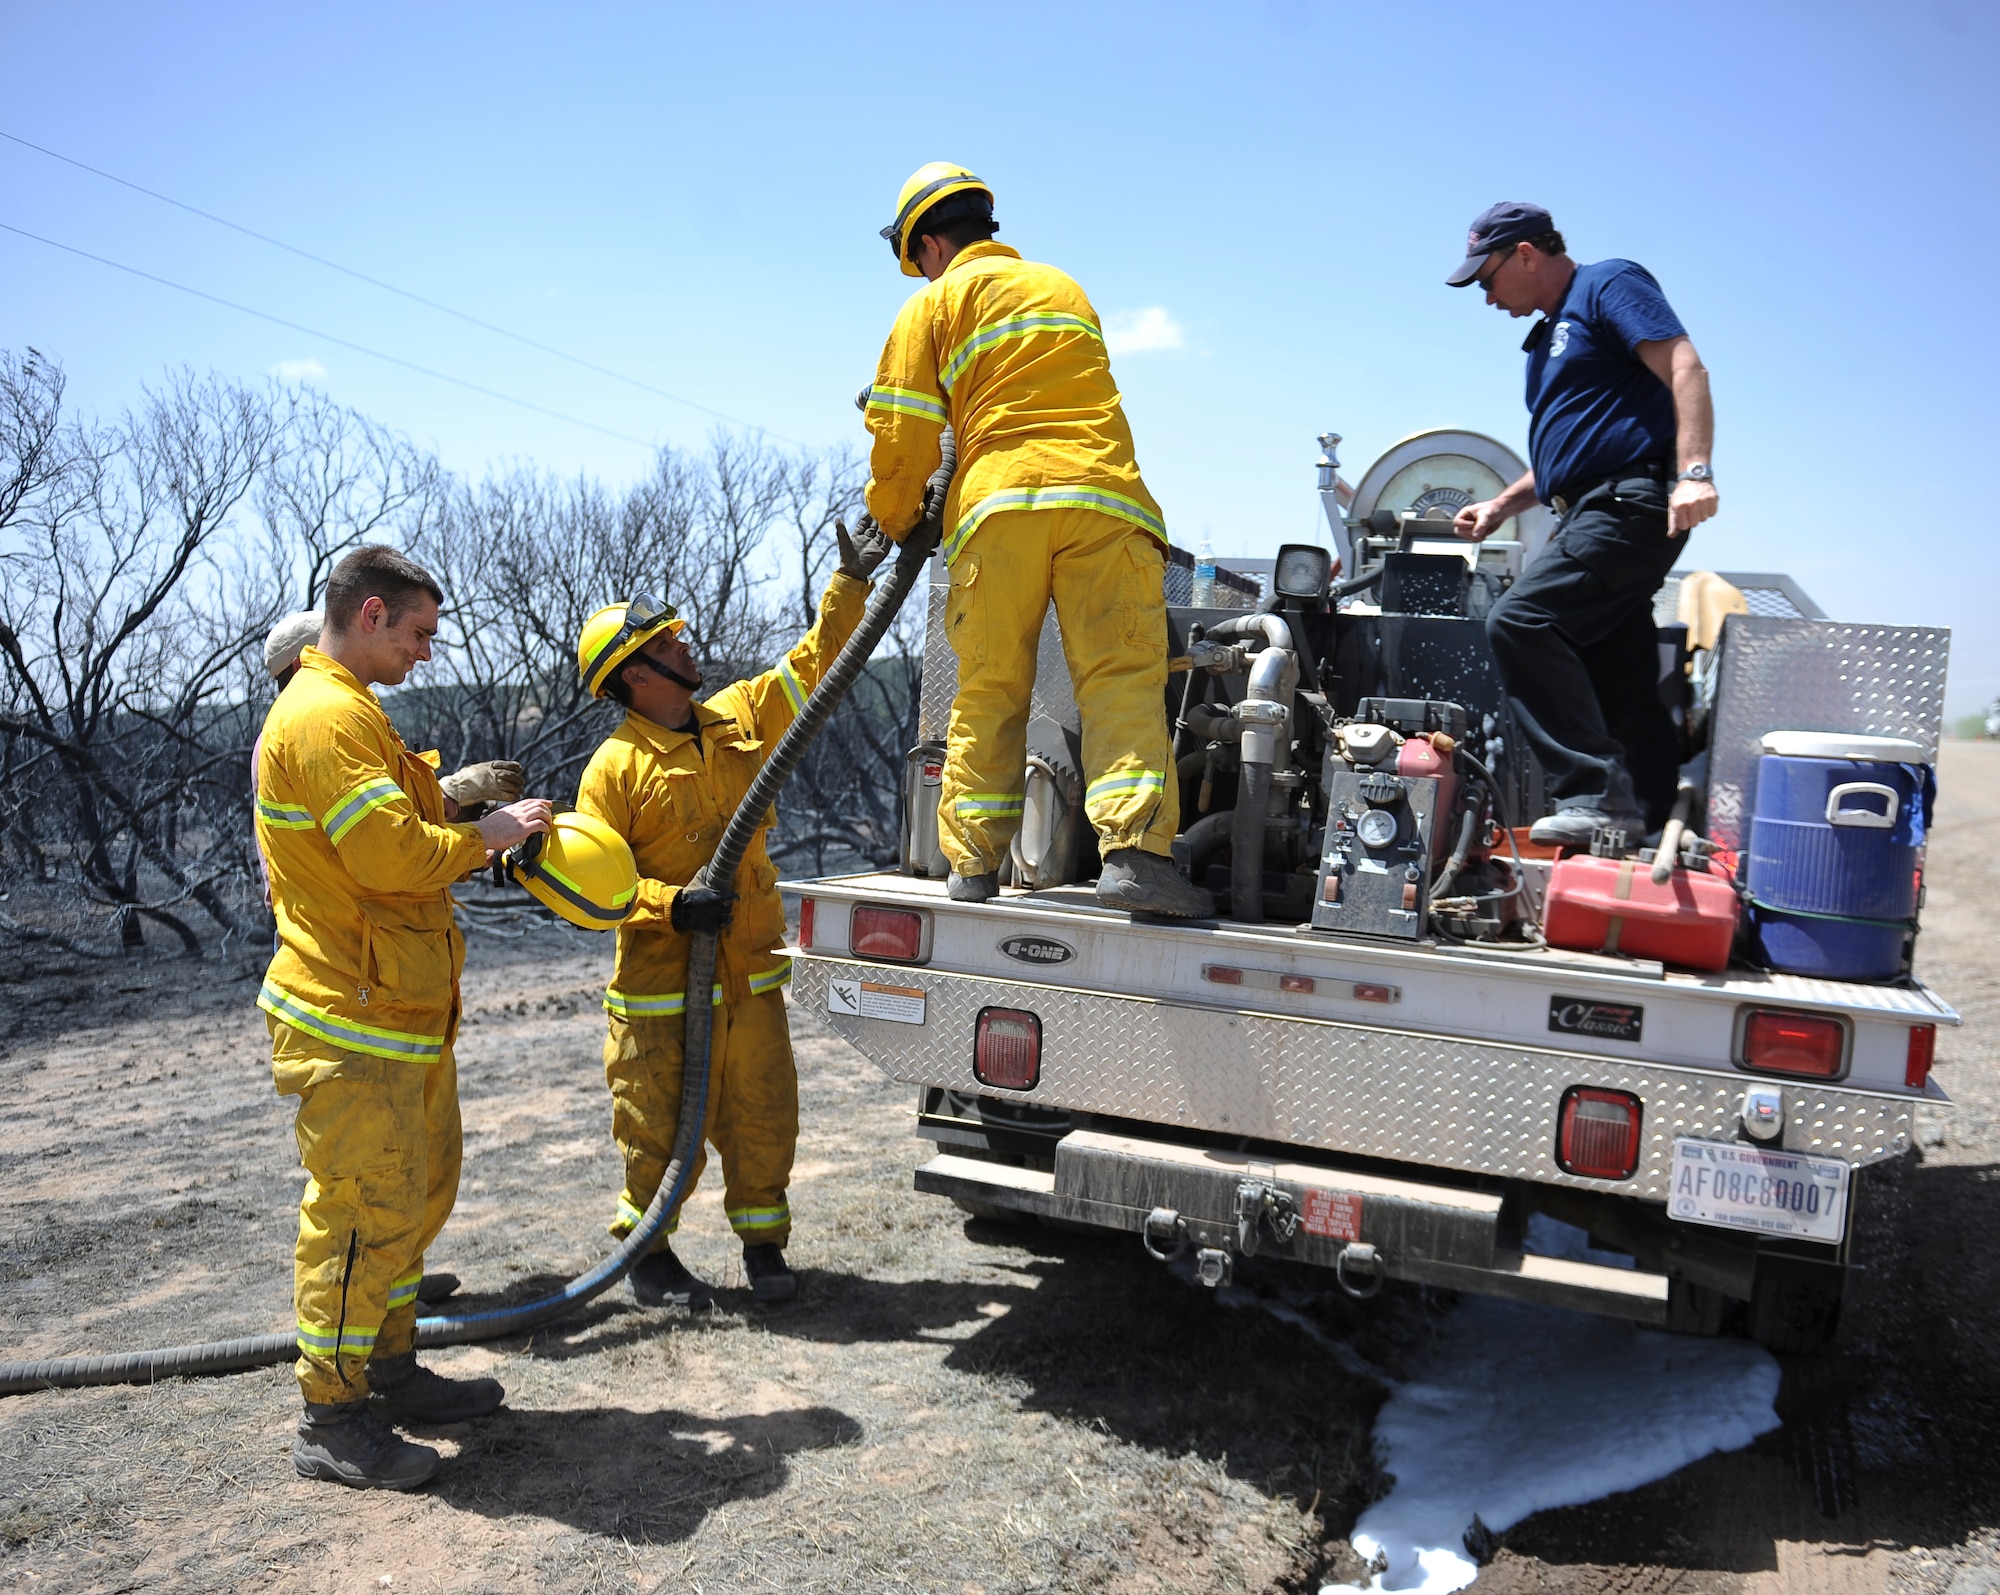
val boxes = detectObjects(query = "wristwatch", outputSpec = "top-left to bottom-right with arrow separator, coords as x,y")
1676,463 -> 1715,484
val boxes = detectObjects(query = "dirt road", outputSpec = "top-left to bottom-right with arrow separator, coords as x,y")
1,745 -> 1994,1594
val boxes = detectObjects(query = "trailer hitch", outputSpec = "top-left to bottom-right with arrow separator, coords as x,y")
1235,1176 -> 1302,1257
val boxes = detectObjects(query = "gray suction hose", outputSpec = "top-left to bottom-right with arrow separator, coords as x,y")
0,435 -> 955,1397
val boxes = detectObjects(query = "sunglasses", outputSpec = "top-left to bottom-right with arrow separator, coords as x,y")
1474,250 -> 1511,292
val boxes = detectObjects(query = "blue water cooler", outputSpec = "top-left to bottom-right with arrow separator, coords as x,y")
1745,731 -> 1931,981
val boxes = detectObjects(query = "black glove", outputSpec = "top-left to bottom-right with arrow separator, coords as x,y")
835,515 -> 892,581
670,883 -> 736,934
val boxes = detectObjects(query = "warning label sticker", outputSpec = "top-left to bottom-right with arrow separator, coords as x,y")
1300,1188 -> 1363,1241
827,979 -> 926,1026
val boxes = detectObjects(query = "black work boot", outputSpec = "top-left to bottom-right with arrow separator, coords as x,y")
1095,848 -> 1214,918
742,1243 -> 798,1304
367,1351 -> 505,1425
415,1271 -> 460,1304
630,1246 -> 714,1309
947,870 -> 998,903
294,1398 -> 441,1490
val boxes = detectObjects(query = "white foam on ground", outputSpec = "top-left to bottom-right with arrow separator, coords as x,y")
1321,1220 -> 1782,1595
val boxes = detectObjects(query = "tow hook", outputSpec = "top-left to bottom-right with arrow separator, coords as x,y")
1335,1241 -> 1384,1299
1235,1177 -> 1302,1257
1194,1247 -> 1233,1289
1141,1207 -> 1188,1261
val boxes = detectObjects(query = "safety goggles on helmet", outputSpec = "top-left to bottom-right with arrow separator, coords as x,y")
581,592 -> 686,698
881,163 -> 991,277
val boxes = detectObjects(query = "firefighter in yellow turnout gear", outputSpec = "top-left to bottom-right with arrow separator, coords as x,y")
866,163 -> 1211,917
257,546 -> 553,1491
575,539 -> 885,1308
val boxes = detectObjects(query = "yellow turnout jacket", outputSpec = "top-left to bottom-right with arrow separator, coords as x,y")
576,574 -> 869,1018
254,647 -> 488,1061
864,239 -> 1166,566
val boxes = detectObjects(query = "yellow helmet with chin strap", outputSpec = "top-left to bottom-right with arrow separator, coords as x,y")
881,162 -> 993,278
576,592 -> 686,699
501,810 -> 638,931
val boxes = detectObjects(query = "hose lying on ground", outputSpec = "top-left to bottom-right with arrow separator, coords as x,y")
0,433 -> 955,1397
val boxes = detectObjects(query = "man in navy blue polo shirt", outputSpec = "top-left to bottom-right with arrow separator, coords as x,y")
1447,202 -> 1718,847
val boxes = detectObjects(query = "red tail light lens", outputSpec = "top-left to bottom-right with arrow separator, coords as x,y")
1739,1008 -> 1847,1079
974,1006 -> 1041,1090
1905,1024 -> 1936,1091
1556,1087 -> 1643,1180
851,905 -> 925,962
798,897 -> 817,949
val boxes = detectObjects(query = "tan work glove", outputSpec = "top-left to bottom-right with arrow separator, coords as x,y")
440,760 -> 526,808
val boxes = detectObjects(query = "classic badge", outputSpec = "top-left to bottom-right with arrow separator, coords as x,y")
998,934 -> 1076,967
1549,996 -> 1643,1043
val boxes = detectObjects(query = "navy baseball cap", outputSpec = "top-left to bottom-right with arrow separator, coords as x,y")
1447,201 -> 1555,286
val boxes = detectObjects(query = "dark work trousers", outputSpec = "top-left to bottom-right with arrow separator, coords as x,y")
1484,474 -> 1687,827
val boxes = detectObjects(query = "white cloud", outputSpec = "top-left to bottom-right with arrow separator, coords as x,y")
268,358 -> 327,385
1102,306 -> 1186,356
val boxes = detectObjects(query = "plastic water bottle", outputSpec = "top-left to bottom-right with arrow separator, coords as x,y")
1191,536 -> 1217,608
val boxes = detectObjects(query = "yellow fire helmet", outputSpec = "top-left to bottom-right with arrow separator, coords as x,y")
505,810 -> 638,931
576,592 -> 686,699
881,162 -> 992,278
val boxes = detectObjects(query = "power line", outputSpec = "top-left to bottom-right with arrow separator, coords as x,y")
0,128 -> 801,445
0,220 -> 662,450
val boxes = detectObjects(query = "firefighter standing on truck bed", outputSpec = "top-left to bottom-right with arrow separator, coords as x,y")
573,528 -> 886,1311
864,162 -> 1211,918
256,546 -> 552,1492
1447,201 -> 1719,846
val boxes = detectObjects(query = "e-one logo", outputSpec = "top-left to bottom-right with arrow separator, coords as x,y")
999,935 -> 1075,967
1549,996 -> 1643,1043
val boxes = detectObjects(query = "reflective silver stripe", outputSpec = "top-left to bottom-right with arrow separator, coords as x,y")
258,980 -> 445,1062
865,385 -> 947,423
297,1320 -> 378,1355
602,985 -> 726,1019
1086,769 -> 1167,805
257,798 -> 315,830
954,793 -> 1024,815
727,1203 -> 791,1232
774,657 -> 808,716
945,486 -> 1168,565
321,778 -> 404,844
615,1194 -> 682,1233
939,312 -> 1102,393
747,960 -> 793,996
385,1273 -> 421,1309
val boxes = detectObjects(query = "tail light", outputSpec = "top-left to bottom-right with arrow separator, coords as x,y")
1738,1008 -> 1847,1079
974,1007 -> 1041,1090
851,905 -> 926,963
1556,1087 -> 1642,1180
798,897 -> 817,949
1905,1024 -> 1936,1091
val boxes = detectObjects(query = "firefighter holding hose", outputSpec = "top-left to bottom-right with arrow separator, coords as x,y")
257,546 -> 554,1490
573,528 -> 887,1311
864,163 -> 1211,917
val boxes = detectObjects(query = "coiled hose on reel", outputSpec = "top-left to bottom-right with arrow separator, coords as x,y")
0,434 -> 955,1398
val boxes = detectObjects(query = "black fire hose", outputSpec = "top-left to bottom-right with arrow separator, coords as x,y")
0,435 -> 956,1397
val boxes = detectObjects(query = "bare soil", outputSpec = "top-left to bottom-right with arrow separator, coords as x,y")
0,743 -> 1994,1595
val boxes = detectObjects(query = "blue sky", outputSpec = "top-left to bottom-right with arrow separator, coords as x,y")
5,1 -> 1996,713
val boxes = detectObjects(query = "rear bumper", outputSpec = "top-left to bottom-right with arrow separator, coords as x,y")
919,1129 -> 1671,1324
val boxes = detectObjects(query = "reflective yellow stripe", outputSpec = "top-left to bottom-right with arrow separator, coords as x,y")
748,960 -> 793,996
955,792 -> 1024,816
384,1272 -> 421,1310
775,657 -> 808,716
939,312 -> 1102,393
297,1320 -> 378,1356
322,777 -> 404,844
727,1203 -> 791,1233
1086,769 -> 1168,805
602,986 -> 727,1019
258,980 -> 445,1062
865,384 -> 947,423
615,1194 -> 681,1234
945,485 -> 1168,565
257,797 -> 315,830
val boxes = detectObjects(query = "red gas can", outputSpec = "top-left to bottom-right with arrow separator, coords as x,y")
1542,854 -> 1740,972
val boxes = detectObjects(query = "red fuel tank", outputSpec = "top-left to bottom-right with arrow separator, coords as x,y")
1542,854 -> 1741,972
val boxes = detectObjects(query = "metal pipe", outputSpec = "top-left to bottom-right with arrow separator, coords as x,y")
1231,762 -> 1273,922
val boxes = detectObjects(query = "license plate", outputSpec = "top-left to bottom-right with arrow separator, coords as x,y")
1669,1138 -> 1849,1244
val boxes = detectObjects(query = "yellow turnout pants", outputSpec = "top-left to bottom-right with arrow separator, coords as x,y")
940,506 -> 1178,874
603,987 -> 797,1248
271,1014 -> 461,1404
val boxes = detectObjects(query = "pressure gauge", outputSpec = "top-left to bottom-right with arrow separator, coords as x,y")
1356,807 -> 1400,849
